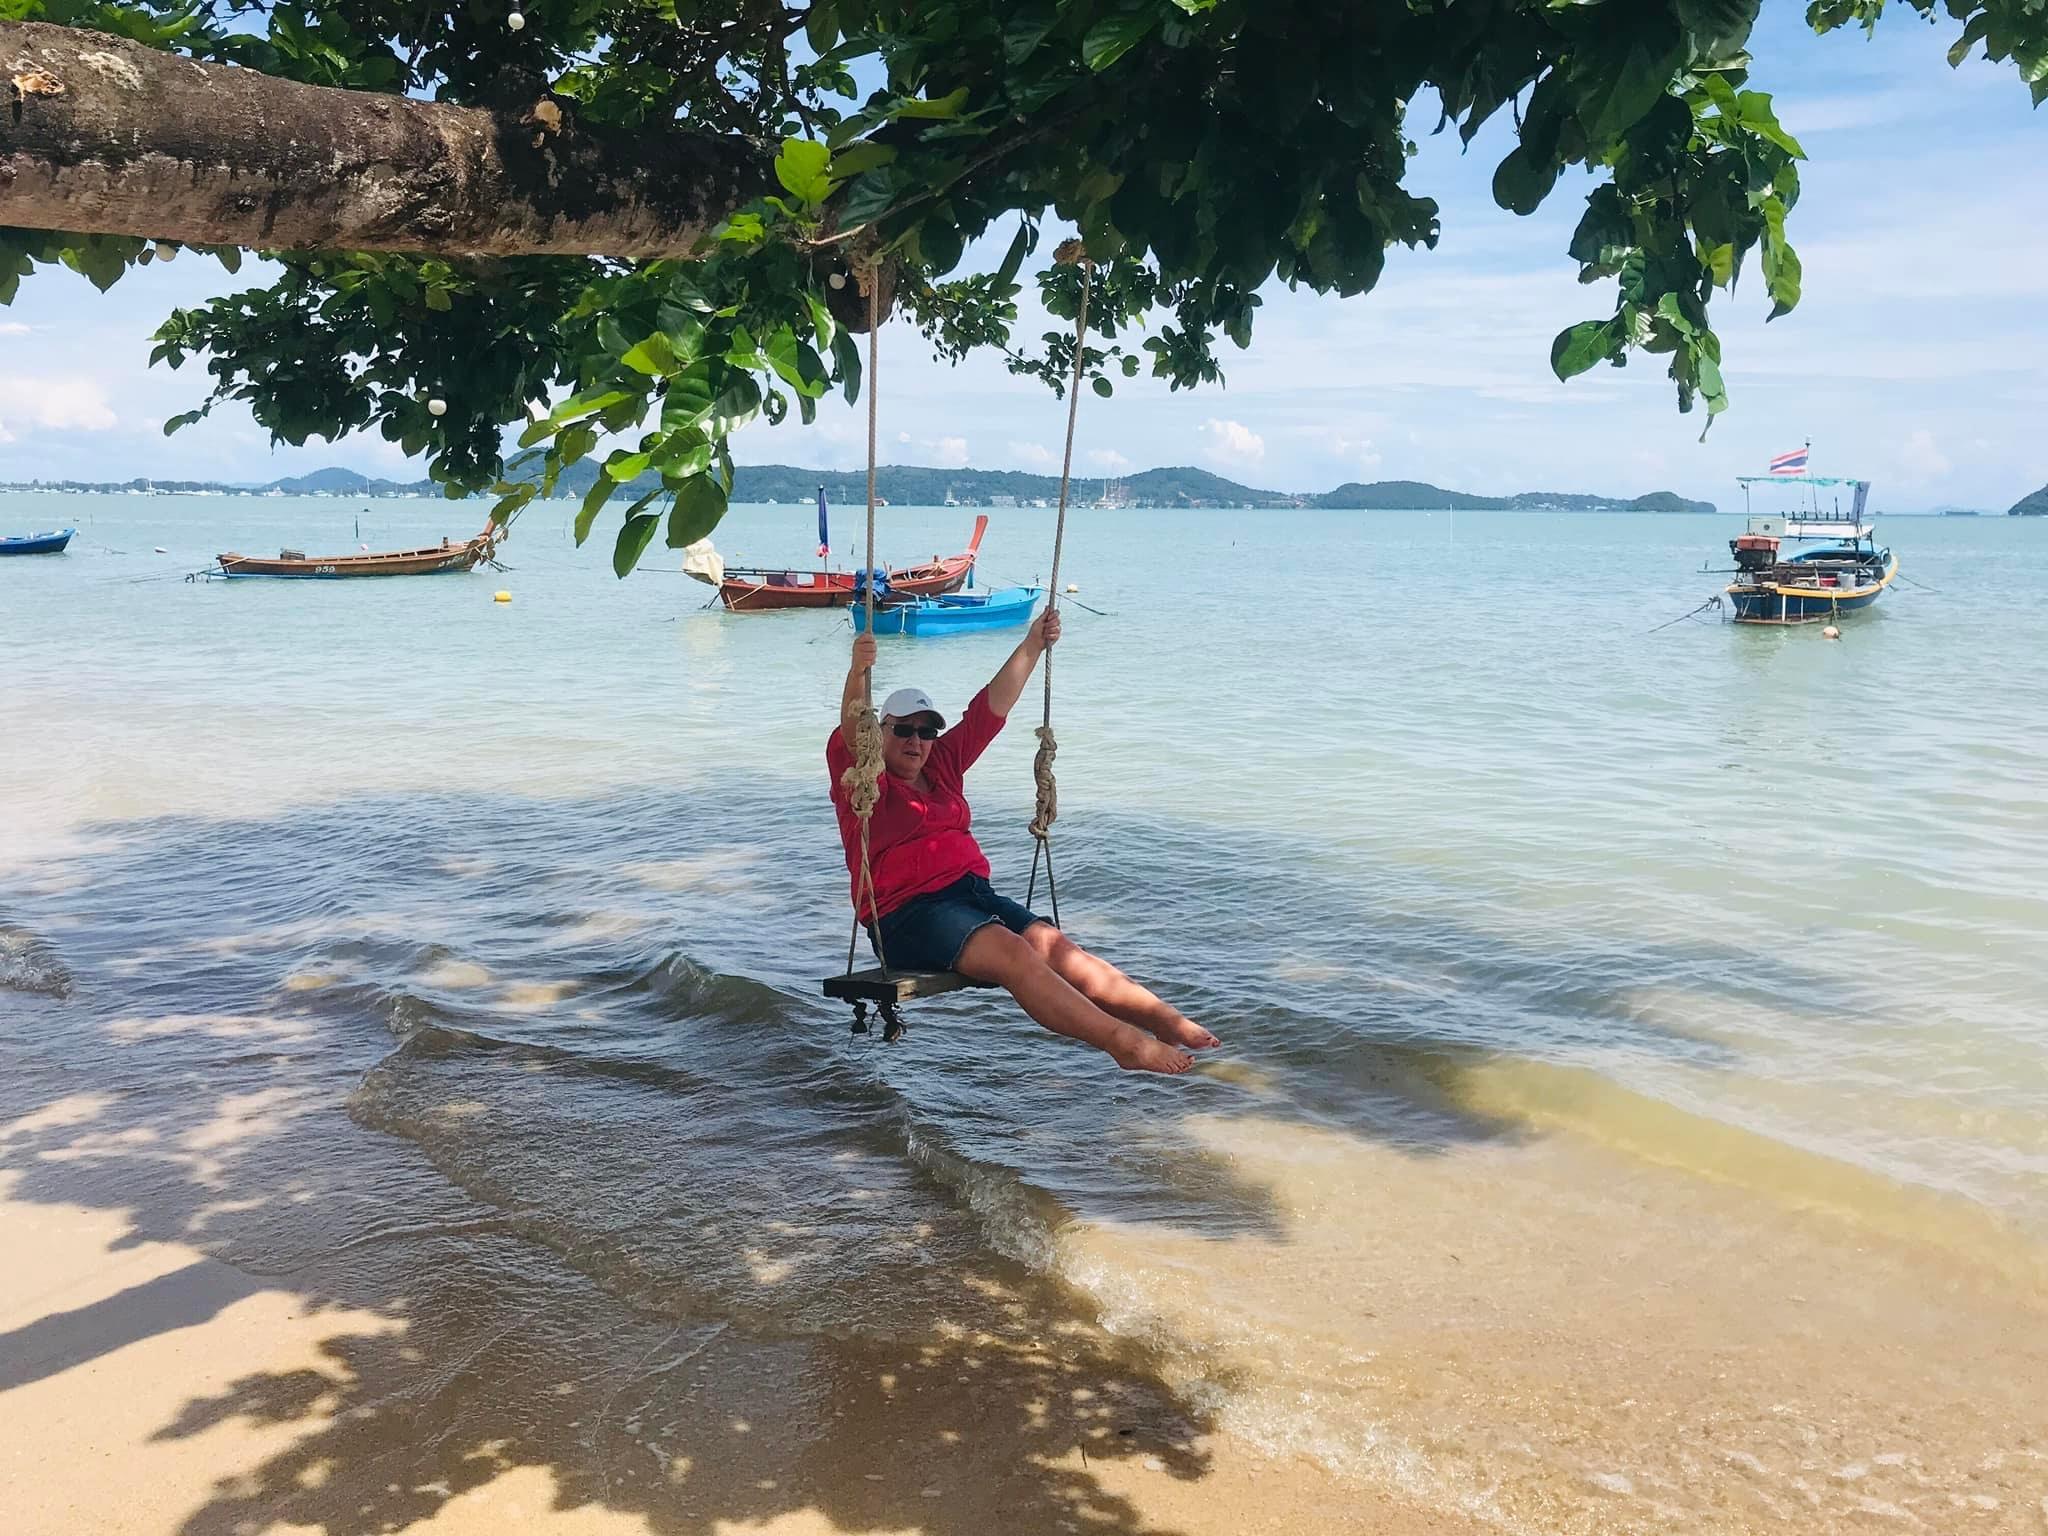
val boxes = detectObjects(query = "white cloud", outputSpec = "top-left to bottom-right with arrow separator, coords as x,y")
897,430 -> 913,444
1008,440 -> 1055,467
0,321 -> 30,337
0,376 -> 117,432
929,435 -> 970,468
1317,429 -> 1382,473
0,420 -> 14,444
1897,427 -> 1952,484
1200,418 -> 1265,466
1087,449 -> 1132,472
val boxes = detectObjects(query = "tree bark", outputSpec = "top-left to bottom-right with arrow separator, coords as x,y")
1,20 -> 771,260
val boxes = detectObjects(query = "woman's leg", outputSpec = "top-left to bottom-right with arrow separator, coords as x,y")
1021,925 -> 1220,1050
955,924 -> 1192,1074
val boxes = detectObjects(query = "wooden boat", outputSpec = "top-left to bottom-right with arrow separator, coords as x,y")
217,524 -> 498,578
717,515 -> 987,611
853,586 -> 1042,637
1723,468 -> 1897,625
0,529 -> 75,556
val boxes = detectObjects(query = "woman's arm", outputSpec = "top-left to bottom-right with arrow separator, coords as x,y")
840,631 -> 878,750
984,608 -> 1062,718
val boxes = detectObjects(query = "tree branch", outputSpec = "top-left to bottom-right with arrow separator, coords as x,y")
1,20 -> 771,259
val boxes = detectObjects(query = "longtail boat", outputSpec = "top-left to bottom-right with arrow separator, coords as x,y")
217,523 -> 499,578
715,514 -> 988,611
1721,457 -> 1897,625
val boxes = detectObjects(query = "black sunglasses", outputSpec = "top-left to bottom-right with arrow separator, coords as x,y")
890,722 -> 940,740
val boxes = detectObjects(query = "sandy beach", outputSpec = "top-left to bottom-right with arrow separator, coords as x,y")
0,1162 -> 1480,1536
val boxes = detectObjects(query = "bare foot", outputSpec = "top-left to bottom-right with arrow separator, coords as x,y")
1149,1014 -> 1220,1050
1113,1035 -> 1194,1075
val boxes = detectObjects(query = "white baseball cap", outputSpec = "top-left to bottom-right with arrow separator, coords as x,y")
879,686 -> 946,726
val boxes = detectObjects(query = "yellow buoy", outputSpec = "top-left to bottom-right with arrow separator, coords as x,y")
494,590 -> 512,604
1065,582 -> 1079,593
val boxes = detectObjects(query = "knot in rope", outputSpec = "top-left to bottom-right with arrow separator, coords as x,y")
1028,724 -> 1058,841
843,703 -> 884,822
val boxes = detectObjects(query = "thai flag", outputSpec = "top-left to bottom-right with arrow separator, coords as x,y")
816,486 -> 829,559
1769,446 -> 1810,476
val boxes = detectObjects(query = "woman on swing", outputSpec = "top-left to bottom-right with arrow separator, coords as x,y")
830,613 -> 1219,1074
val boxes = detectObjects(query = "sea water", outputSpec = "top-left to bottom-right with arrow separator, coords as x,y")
3,494 -> 2045,1531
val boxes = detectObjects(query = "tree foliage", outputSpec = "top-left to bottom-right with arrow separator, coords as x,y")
3,0 -> 2042,571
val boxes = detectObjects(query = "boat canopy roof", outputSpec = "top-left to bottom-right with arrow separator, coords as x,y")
1735,475 -> 1868,488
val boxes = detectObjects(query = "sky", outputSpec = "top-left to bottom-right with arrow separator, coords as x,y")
2,10 -> 2044,512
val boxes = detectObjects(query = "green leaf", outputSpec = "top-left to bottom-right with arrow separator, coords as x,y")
1765,240 -> 1802,320
424,286 -> 452,312
575,474 -> 619,545
829,142 -> 897,180
621,331 -> 679,375
805,291 -> 838,353
1091,376 -> 1113,397
1568,21 -> 1685,145
605,449 -> 653,482
892,87 -> 970,120
656,431 -> 714,480
216,247 -> 242,276
491,483 -> 538,523
1005,5 -> 1057,65
597,315 -> 631,358
660,366 -> 717,432
1083,4 -> 1158,71
995,222 -> 1033,287
1948,12 -> 1992,68
1492,143 -> 1560,216
1675,0 -> 1759,60
556,388 -> 637,427
832,328 -> 863,405
837,167 -> 907,228
613,512 -> 662,578
708,374 -> 764,439
559,424 -> 598,466
1735,91 -> 1805,158
774,138 -> 835,207
716,212 -> 766,244
666,475 -> 729,548
1550,319 -> 1616,380
804,0 -> 836,53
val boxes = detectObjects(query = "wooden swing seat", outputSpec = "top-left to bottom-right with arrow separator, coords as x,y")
822,967 -> 986,1005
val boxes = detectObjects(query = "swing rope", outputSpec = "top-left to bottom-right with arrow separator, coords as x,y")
842,259 -> 889,977
1026,241 -> 1093,924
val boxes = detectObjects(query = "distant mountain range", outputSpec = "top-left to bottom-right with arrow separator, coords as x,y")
2,463 -> 1719,514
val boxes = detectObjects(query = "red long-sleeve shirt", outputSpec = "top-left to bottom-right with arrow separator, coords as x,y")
827,687 -> 1007,922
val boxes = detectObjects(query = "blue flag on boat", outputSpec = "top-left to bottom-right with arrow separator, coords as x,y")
816,486 -> 829,559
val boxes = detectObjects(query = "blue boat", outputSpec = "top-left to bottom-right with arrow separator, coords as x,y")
853,586 -> 1042,637
0,529 -> 76,556
1724,467 -> 1896,625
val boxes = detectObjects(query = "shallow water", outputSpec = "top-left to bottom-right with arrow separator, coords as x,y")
4,493 -> 2046,1530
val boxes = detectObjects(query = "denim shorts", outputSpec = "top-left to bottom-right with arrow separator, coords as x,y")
870,873 -> 1047,972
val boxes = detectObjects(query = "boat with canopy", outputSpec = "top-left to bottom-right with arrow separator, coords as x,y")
1723,460 -> 1897,625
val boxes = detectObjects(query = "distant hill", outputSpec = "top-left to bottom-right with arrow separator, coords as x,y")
2008,484 -> 2048,516
3,461 -> 1714,514
268,467 -> 426,496
1314,480 -> 1715,514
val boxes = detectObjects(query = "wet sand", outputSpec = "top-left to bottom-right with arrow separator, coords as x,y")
0,1176 -> 1482,1536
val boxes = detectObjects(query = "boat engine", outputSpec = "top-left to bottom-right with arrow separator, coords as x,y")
1730,533 -> 1780,574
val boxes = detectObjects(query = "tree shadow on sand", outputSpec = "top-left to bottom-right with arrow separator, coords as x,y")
0,783 -> 1878,1536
